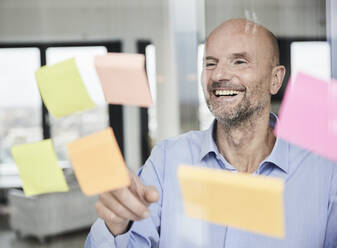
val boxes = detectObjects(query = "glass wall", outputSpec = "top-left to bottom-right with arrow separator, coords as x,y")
0,0 -> 335,247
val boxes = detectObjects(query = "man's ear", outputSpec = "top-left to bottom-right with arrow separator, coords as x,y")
270,65 -> 286,95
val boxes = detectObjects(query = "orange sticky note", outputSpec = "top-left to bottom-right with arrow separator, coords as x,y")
178,165 -> 285,238
67,127 -> 130,195
94,53 -> 153,107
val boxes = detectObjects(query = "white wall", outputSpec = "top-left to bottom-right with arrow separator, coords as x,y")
0,0 -> 326,42
0,0 -> 164,42
205,0 -> 326,37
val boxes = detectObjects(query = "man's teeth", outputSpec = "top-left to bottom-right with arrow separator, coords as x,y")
215,90 -> 241,96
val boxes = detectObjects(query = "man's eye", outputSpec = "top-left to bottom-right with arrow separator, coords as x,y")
205,63 -> 216,68
234,60 -> 247,65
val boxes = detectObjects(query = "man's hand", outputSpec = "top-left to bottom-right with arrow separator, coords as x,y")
95,170 -> 159,236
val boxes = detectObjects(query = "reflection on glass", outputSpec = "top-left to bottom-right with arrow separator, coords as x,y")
145,44 -> 158,146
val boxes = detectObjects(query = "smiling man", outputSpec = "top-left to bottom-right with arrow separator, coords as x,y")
85,19 -> 337,248
202,19 -> 284,174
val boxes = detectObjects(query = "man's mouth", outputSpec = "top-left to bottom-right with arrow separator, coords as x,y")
213,89 -> 244,97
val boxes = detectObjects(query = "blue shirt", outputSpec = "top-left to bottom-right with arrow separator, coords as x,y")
85,113 -> 337,248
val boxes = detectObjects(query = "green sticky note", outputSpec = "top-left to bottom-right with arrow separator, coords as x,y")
35,58 -> 95,118
11,140 -> 69,196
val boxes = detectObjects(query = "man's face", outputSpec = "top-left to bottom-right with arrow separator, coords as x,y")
202,28 -> 274,126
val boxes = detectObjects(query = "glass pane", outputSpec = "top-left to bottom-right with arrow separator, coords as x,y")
46,46 -> 108,161
0,48 -> 42,163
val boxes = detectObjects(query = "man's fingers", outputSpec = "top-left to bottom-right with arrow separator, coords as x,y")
95,200 -> 126,224
144,185 -> 159,204
111,188 -> 150,219
99,192 -> 145,221
127,170 -> 159,205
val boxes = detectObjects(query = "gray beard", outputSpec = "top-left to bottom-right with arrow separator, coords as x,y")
206,97 -> 268,129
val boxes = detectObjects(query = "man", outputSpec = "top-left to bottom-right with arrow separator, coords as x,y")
85,19 -> 337,247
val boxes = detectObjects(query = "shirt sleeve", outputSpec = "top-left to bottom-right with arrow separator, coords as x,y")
84,143 -> 165,248
323,165 -> 337,248
85,218 -> 130,248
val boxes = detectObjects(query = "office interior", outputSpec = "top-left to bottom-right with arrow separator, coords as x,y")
0,0 -> 336,247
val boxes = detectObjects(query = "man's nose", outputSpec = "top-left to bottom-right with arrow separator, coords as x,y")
211,63 -> 233,82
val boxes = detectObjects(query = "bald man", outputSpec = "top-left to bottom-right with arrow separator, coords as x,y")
85,19 -> 337,248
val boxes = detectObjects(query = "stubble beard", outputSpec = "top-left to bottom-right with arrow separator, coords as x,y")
205,93 -> 268,129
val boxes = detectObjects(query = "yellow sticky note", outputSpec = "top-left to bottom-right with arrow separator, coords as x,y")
11,140 -> 69,196
94,53 -> 153,107
178,165 -> 285,238
67,127 -> 130,196
35,58 -> 95,118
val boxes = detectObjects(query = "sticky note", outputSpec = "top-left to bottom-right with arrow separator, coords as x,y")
94,53 -> 153,107
275,72 -> 337,162
178,165 -> 285,238
35,58 -> 96,118
11,140 -> 69,196
67,127 -> 130,195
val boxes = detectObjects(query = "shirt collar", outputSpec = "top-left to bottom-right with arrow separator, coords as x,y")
199,113 -> 289,173
263,113 -> 289,173
199,120 -> 218,161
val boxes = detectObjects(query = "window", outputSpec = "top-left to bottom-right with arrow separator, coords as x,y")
197,43 -> 214,130
46,46 -> 108,161
291,41 -> 331,80
0,48 -> 42,163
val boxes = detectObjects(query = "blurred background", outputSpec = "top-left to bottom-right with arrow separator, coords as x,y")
0,0 -> 335,247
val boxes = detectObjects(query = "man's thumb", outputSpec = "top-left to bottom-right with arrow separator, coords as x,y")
144,185 -> 159,204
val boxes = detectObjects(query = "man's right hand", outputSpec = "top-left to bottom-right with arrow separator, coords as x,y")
95,170 -> 159,236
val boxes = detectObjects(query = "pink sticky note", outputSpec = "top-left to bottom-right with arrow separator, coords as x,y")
275,72 -> 337,162
94,53 -> 153,107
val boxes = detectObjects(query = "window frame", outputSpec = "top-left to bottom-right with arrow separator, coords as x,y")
0,40 -> 124,155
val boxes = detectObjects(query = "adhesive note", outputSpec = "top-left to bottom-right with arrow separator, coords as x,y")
11,140 -> 69,196
275,72 -> 337,162
94,53 -> 153,107
67,127 -> 130,195
35,58 -> 96,118
178,165 -> 285,238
